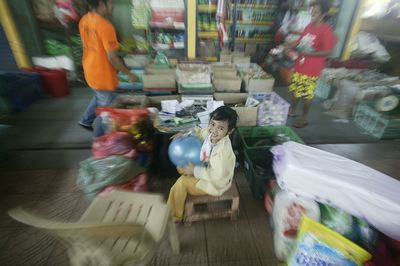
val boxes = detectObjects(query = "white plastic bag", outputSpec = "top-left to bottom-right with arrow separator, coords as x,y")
272,190 -> 320,260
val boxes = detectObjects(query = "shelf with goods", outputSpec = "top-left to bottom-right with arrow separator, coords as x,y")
196,0 -> 220,61
148,0 -> 186,59
228,0 -> 278,61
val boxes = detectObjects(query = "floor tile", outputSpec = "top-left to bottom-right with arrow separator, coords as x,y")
0,170 -> 57,194
209,259 -> 262,266
205,219 -> 259,263
0,227 -> 15,249
0,194 -> 40,227
260,258 -> 281,266
34,193 -> 81,220
152,222 -> 208,265
247,216 -> 276,260
68,194 -> 91,222
44,242 -> 70,266
44,169 -> 80,193
0,226 -> 56,266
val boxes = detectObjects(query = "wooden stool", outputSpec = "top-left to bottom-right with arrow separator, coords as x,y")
184,183 -> 239,226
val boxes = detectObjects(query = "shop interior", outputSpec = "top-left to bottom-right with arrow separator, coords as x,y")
0,0 -> 399,265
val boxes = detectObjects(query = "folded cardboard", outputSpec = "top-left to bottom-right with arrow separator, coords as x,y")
213,93 -> 257,126
213,78 -> 242,92
143,74 -> 176,88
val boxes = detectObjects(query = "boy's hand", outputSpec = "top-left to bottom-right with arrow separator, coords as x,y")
170,131 -> 188,140
182,163 -> 195,176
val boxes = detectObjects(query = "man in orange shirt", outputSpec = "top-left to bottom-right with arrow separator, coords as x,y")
78,0 -> 136,130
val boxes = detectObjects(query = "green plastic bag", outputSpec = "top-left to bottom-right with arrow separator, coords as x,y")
77,156 -> 144,199
320,204 -> 357,241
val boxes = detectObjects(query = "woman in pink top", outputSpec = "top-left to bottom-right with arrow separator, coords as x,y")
287,0 -> 337,128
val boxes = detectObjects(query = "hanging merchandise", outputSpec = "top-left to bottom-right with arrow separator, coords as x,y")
216,0 -> 228,46
54,0 -> 80,27
131,0 -> 150,29
150,0 -> 185,24
32,0 -> 56,22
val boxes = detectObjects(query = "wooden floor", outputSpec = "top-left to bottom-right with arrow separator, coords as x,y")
0,87 -> 399,265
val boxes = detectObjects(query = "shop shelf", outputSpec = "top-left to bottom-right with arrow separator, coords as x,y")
236,4 -> 277,9
198,4 -> 217,13
234,37 -> 272,43
198,31 -> 219,38
149,21 -> 185,30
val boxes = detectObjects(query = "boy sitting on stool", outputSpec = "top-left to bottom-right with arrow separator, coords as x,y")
167,106 -> 239,222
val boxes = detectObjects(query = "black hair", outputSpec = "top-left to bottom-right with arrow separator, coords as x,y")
85,0 -> 107,10
209,106 -> 238,131
311,0 -> 331,15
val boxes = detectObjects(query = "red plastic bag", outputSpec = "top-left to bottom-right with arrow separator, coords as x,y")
96,107 -> 149,131
99,173 -> 148,196
92,132 -> 135,159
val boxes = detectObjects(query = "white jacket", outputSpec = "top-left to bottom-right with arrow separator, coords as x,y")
193,128 -> 236,196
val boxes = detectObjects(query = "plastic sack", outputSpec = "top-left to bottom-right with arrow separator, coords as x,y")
272,141 -> 400,241
77,156 -> 145,199
99,173 -> 148,196
92,132 -> 135,159
272,190 -> 320,261
351,32 -> 391,63
289,216 -> 371,266
96,107 -> 149,132
321,205 -> 377,252
320,204 -> 357,241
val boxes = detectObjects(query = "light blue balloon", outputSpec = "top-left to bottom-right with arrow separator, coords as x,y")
168,136 -> 202,167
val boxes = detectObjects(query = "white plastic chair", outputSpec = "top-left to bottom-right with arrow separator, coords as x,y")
8,190 -> 180,266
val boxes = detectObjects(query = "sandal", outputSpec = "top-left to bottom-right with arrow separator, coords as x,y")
293,120 -> 308,128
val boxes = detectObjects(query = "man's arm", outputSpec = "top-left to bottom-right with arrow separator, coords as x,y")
107,50 -> 137,82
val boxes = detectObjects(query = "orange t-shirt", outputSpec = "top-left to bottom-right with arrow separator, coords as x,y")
79,12 -> 119,90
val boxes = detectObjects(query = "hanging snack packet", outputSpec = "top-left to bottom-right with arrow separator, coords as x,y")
289,216 -> 371,266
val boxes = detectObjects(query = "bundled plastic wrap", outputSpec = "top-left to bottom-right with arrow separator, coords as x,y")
272,190 -> 320,260
77,156 -> 144,199
272,141 -> 400,240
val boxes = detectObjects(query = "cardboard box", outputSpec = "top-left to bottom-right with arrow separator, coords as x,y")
145,67 -> 176,75
148,95 -> 181,106
213,92 -> 257,126
181,94 -> 214,105
243,77 -> 275,92
232,106 -> 258,126
143,74 -> 176,88
213,70 -> 238,79
233,55 -> 251,64
214,93 -> 248,104
213,78 -> 242,92
220,52 -> 232,63
176,64 -> 212,84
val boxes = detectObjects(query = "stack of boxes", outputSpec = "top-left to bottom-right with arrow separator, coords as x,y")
176,64 -> 214,105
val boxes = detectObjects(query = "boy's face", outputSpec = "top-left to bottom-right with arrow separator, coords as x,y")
208,119 -> 231,144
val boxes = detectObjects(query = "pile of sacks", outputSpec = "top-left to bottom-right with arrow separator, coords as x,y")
265,141 -> 400,265
77,107 -> 154,199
